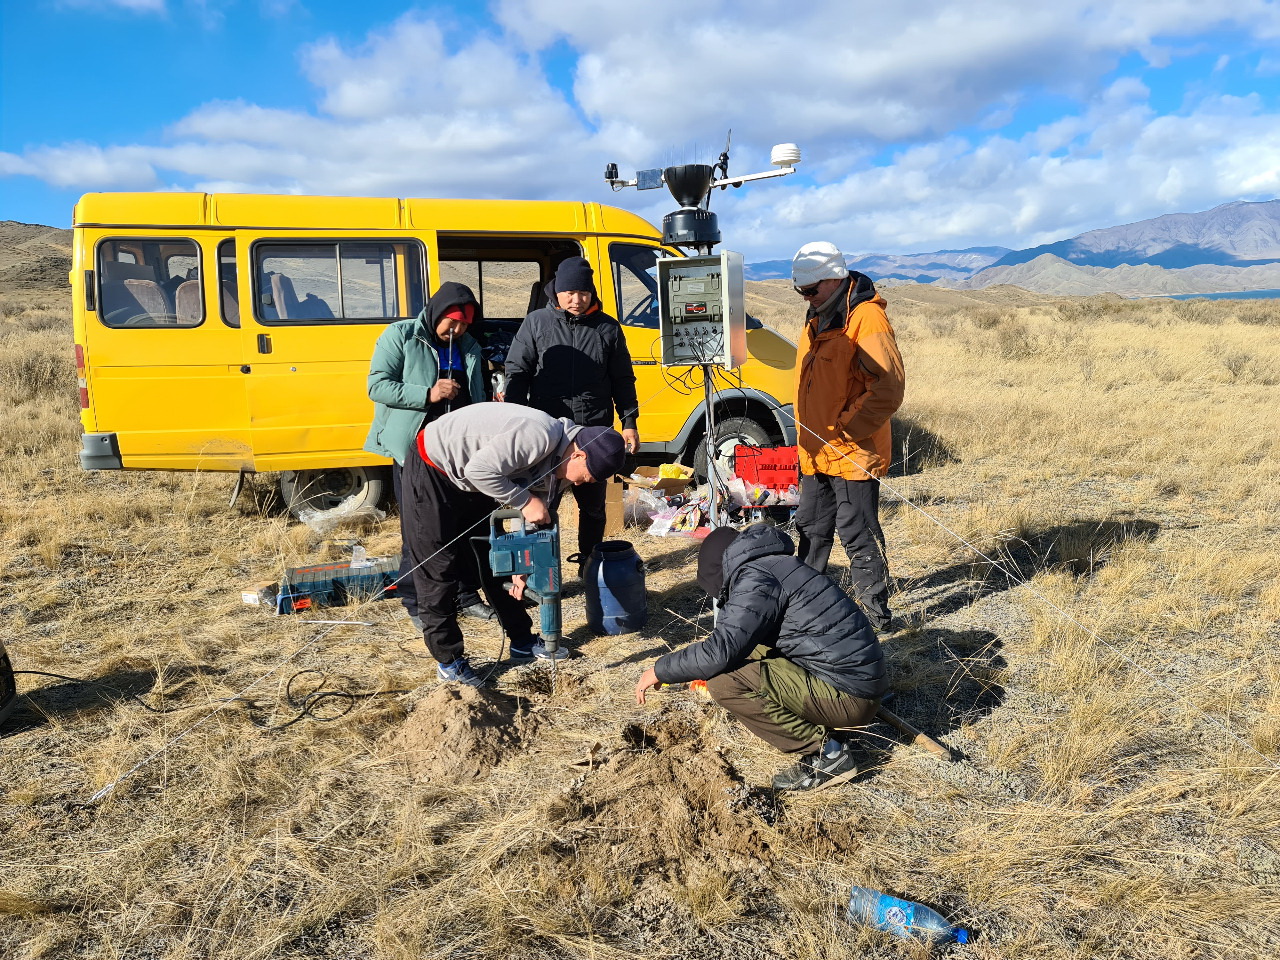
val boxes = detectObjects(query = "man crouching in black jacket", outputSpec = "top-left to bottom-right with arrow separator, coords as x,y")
635,524 -> 889,790
503,257 -> 639,575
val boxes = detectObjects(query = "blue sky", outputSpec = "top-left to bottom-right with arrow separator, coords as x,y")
3,1 -> 1280,261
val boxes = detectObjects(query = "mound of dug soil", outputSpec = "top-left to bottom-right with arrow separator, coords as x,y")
384,685 -> 538,781
549,717 -> 777,879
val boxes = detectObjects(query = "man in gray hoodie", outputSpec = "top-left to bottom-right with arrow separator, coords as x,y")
403,402 -> 627,686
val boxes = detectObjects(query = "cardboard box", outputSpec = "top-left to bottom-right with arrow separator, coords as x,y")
624,465 -> 694,495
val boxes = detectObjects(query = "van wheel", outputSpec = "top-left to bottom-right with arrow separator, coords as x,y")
692,417 -> 772,483
279,467 -> 386,521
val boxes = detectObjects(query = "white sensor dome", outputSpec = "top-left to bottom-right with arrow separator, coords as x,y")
770,143 -> 802,167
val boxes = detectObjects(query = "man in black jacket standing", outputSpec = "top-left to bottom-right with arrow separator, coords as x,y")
634,524 -> 889,790
503,256 -> 639,574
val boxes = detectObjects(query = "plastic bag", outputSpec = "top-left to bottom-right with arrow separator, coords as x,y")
623,486 -> 664,527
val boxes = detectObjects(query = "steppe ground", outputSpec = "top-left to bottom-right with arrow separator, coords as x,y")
1,226 -> 1278,959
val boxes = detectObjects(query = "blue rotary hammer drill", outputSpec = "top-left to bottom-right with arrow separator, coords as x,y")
487,509 -> 562,657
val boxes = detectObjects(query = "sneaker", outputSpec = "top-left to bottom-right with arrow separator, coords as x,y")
771,737 -> 855,791
436,657 -> 485,687
459,601 -> 497,621
508,638 -> 570,662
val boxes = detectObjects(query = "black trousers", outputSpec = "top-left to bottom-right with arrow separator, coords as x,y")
392,462 -> 482,617
794,473 -> 890,628
553,478 -> 607,562
401,447 -> 533,664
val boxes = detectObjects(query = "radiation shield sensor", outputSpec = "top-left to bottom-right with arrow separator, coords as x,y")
657,251 -> 746,370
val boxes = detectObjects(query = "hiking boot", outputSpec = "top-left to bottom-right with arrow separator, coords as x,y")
508,638 -> 570,662
436,657 -> 485,687
771,736 -> 856,791
459,601 -> 497,621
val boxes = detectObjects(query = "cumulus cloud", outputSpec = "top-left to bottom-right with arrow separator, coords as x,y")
7,1 -> 1280,259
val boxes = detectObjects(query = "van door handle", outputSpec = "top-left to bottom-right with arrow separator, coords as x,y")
257,334 -> 272,354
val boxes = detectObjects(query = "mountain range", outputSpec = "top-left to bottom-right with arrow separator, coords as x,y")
748,199 -> 1280,297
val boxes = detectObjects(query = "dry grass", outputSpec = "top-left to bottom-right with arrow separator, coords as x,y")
2,281 -> 1278,959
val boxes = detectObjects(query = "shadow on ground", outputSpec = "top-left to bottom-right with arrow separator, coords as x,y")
889,415 -> 959,477
1,664 -> 219,737
901,517 -> 1160,620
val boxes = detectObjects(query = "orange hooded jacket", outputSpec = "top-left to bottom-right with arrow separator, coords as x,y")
794,274 -> 905,479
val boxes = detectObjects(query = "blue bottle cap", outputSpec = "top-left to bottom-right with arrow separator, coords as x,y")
957,929 -> 970,944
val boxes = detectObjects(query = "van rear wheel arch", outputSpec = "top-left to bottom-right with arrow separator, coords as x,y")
685,397 -> 781,482
278,466 -> 388,521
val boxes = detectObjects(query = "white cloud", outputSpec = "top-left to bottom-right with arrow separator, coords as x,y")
7,2 -> 1280,260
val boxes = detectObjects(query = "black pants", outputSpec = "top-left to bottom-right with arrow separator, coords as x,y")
794,473 -> 890,628
401,447 -> 533,663
553,479 -> 607,563
392,462 -> 482,617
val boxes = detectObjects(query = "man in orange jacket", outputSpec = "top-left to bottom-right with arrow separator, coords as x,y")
791,241 -> 906,630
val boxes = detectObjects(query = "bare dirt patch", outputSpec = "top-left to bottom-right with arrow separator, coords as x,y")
385,684 -> 539,781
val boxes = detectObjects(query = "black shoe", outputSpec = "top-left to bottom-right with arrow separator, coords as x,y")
771,737 -> 855,791
459,602 -> 497,621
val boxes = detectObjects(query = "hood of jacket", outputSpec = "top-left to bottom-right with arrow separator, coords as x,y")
809,271 -> 878,336
719,523 -> 797,598
423,280 -> 482,332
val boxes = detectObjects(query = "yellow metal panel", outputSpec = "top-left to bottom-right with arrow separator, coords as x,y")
75,193 -> 209,226
212,194 -> 403,229
408,198 -> 587,234
591,204 -> 663,239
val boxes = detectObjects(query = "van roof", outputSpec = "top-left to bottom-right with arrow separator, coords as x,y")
73,192 -> 662,240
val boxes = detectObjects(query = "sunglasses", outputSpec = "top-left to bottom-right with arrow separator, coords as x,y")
794,282 -> 822,297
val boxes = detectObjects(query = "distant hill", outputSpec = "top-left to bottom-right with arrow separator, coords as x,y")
746,246 -> 1009,284
0,221 -> 73,292
958,200 -> 1280,295
987,200 -> 1280,270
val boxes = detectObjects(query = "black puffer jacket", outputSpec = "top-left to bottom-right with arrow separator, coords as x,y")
654,524 -> 888,699
503,281 -> 639,429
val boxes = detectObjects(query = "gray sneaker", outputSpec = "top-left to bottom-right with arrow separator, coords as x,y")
771,737 -> 855,791
459,602 -> 497,621
436,657 -> 485,687
509,638 -> 569,662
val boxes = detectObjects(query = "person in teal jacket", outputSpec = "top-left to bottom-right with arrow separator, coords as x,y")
364,281 -> 492,627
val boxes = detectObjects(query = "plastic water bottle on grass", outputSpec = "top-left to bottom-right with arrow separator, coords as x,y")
847,885 -> 970,944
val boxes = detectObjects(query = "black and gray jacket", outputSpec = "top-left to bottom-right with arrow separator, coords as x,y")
654,524 -> 888,700
503,281 -> 639,429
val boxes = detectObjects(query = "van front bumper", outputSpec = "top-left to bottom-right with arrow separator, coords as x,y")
79,432 -> 123,470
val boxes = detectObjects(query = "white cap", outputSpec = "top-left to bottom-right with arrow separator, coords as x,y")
791,241 -> 849,287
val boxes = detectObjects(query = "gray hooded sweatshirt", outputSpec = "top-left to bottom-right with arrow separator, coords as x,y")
419,401 -> 581,507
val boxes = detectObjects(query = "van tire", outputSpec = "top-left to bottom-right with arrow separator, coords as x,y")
692,416 -> 772,483
279,467 -> 386,521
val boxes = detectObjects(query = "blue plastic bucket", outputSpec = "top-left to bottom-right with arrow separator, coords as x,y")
584,540 -> 647,635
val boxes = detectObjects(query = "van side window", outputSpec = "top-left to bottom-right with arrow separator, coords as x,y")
253,240 -> 424,324
437,236 -> 582,366
610,243 -> 661,328
217,239 -> 239,328
97,238 -> 204,328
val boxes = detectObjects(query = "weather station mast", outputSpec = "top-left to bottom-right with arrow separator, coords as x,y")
604,138 -> 803,525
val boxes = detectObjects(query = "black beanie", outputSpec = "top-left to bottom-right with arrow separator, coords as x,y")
697,526 -> 741,597
554,256 -> 595,295
575,426 -> 625,481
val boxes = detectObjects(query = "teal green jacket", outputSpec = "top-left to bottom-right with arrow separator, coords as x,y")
363,312 -> 487,465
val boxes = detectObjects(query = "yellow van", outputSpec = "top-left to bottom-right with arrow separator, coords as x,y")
71,192 -> 797,516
